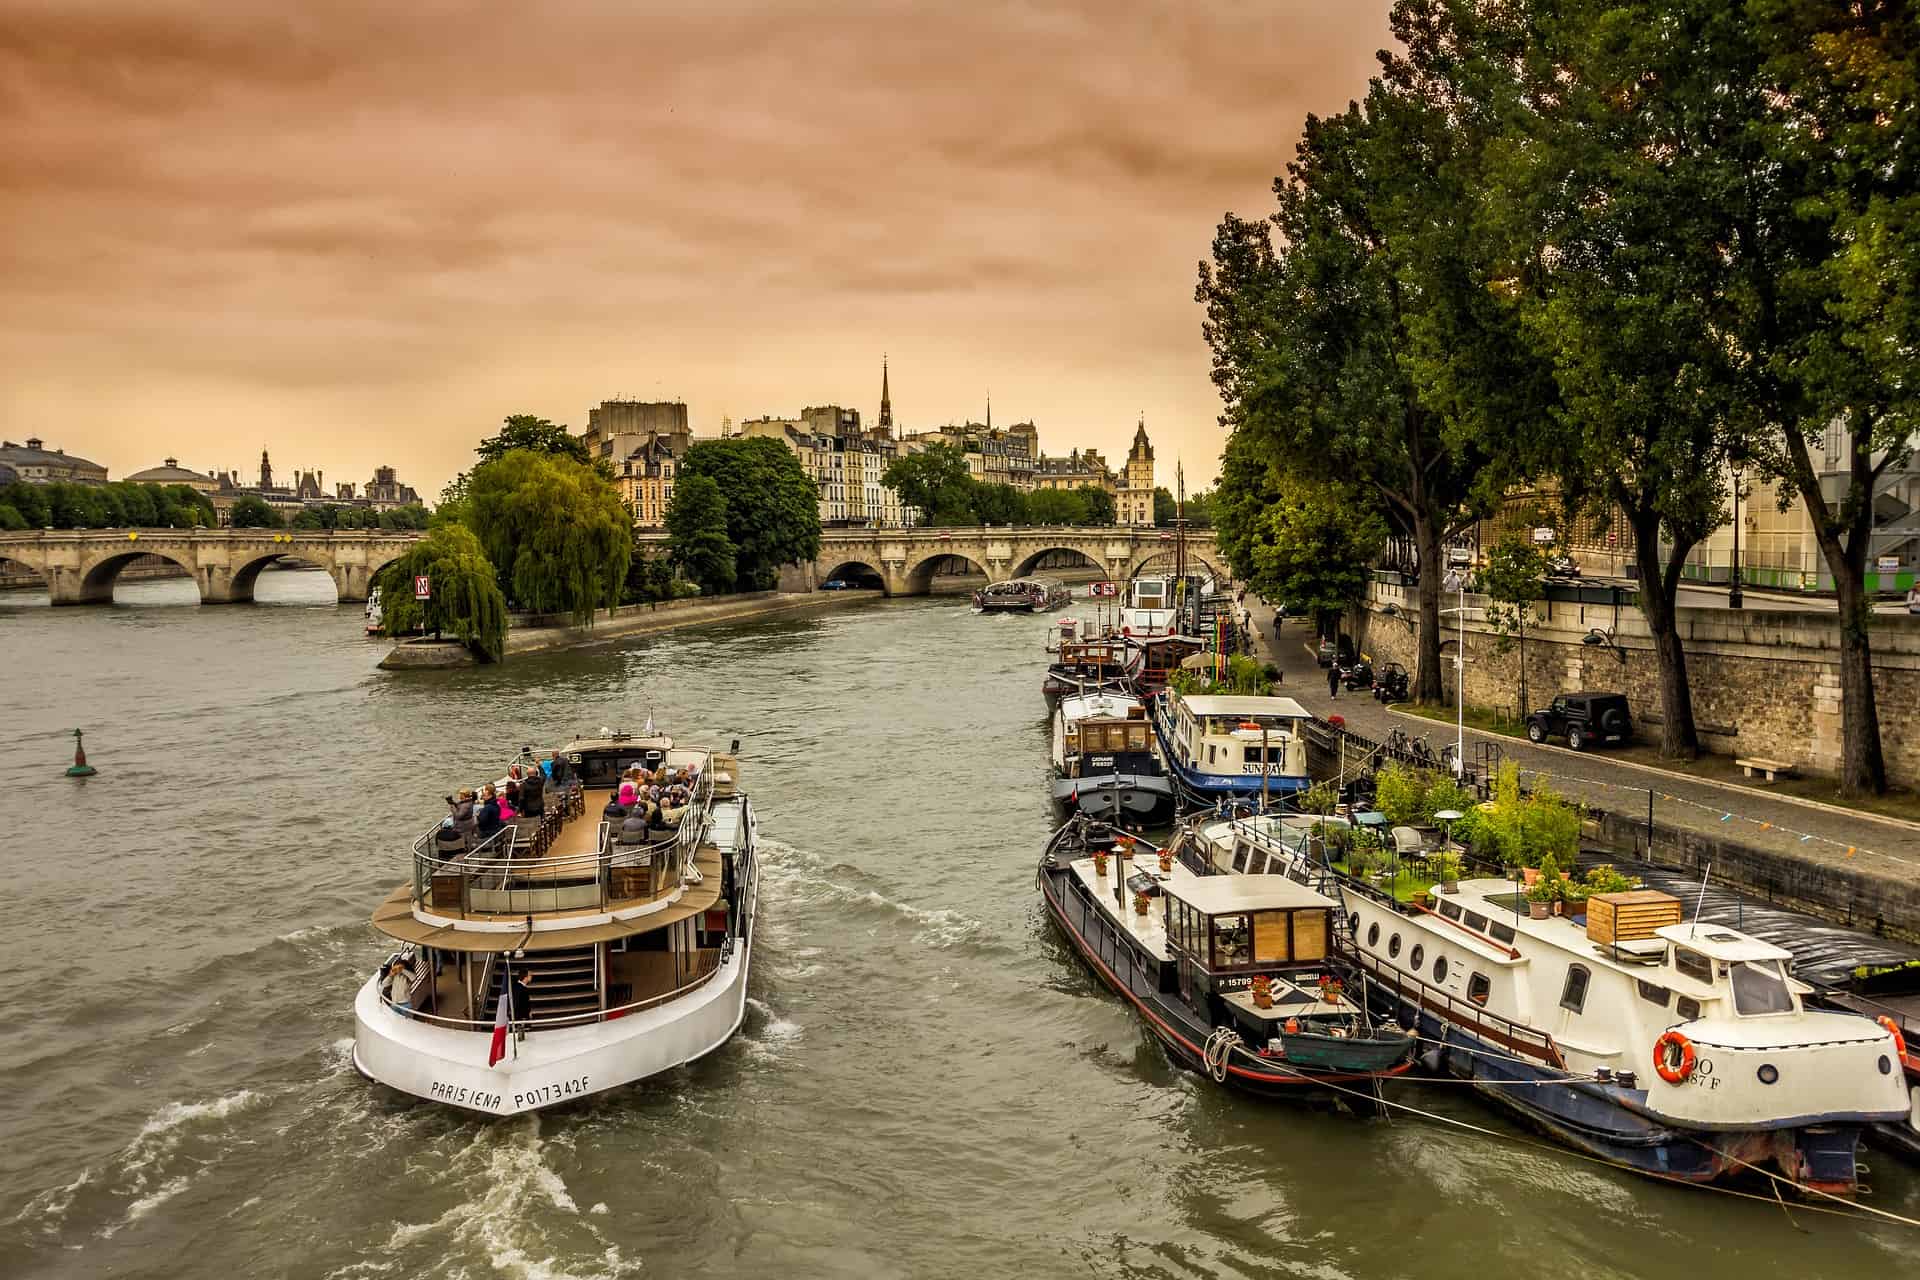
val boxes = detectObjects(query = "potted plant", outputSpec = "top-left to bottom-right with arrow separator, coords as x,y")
1526,879 -> 1556,919
1133,890 -> 1151,917
1432,853 -> 1463,894
1561,884 -> 1590,919
1092,848 -> 1109,876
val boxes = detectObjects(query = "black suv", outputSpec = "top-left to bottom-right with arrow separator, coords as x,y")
1526,692 -> 1632,751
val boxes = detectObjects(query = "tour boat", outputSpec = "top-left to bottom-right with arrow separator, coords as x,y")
1050,690 -> 1175,825
1180,813 -> 1910,1193
353,729 -> 759,1115
972,576 -> 1071,613
1147,690 -> 1311,805
1037,815 -> 1415,1100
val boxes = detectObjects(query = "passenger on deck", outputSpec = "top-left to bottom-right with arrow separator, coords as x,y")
519,769 -> 546,817
449,789 -> 477,841
618,808 -> 651,845
548,752 -> 574,790
618,780 -> 639,810
510,968 -> 534,1027
475,785 -> 504,839
499,781 -> 520,821
602,793 -> 629,823
434,817 -> 467,856
387,960 -> 412,1018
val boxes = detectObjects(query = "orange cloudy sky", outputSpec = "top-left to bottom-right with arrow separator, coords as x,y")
0,0 -> 1392,499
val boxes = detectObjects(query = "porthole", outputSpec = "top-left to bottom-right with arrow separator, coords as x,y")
1367,922 -> 1381,948
1880,1055 -> 1894,1076
1388,933 -> 1402,959
1409,944 -> 1425,970
1348,911 -> 1360,937
1757,1063 -> 1779,1085
1434,956 -> 1449,982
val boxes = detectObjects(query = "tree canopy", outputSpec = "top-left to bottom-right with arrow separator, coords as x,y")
678,437 -> 822,591
0,481 -> 215,530
882,444 -> 975,527
478,414 -> 594,468
465,449 -> 632,622
665,472 -> 737,595
228,495 -> 283,528
372,523 -> 509,662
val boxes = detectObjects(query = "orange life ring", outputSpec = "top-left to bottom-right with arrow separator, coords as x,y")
1654,1030 -> 1696,1084
1878,1015 -> 1907,1060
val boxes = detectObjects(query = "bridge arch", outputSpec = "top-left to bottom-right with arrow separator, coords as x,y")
0,551 -> 48,603
902,550 -> 990,595
1124,548 -> 1229,586
76,547 -> 203,605
1010,544 -> 1104,579
821,560 -> 889,594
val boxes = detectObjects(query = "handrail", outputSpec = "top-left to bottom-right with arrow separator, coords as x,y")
376,957 -> 724,1032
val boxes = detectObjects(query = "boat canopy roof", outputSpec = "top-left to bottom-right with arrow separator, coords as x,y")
1657,923 -> 1794,962
1178,694 -> 1312,720
1060,692 -> 1141,720
1167,873 -> 1336,916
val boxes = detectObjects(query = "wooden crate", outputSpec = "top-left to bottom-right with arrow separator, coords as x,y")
1587,890 -> 1682,945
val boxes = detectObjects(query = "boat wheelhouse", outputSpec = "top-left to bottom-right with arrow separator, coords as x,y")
1181,815 -> 1908,1193
973,576 -> 1071,613
1037,816 -> 1413,1099
353,730 -> 758,1115
1121,634 -> 1205,695
1042,636 -> 1131,701
1120,575 -> 1175,638
1050,691 -> 1175,825
1148,691 -> 1311,804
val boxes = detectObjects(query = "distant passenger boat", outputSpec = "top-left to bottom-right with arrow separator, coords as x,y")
1038,816 -> 1415,1100
1050,691 -> 1175,825
353,729 -> 759,1115
973,576 -> 1071,613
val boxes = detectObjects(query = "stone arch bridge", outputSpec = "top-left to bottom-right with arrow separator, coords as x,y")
637,525 -> 1222,597
0,528 -> 425,605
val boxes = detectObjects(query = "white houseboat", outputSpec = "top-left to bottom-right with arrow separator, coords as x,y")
353,730 -> 758,1115
1050,691 -> 1175,825
1181,814 -> 1909,1193
1120,575 -> 1175,638
1148,692 -> 1312,806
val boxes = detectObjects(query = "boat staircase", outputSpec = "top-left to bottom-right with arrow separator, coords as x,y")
482,944 -> 603,1028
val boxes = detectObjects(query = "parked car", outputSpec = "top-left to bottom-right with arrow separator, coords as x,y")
1316,638 -> 1337,667
821,579 -> 850,590
1526,691 -> 1633,751
1372,662 -> 1410,703
1546,554 -> 1581,578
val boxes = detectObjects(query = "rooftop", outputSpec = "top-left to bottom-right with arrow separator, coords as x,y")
1179,694 -> 1312,719
1166,873 -> 1337,915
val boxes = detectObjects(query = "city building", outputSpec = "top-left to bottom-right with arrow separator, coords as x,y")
1117,418 -> 1155,526
362,466 -> 423,512
738,364 -> 918,527
580,400 -> 690,468
206,451 -> 423,522
899,400 -> 1039,492
1032,447 -> 1116,495
125,457 -> 220,494
0,438 -> 108,485
616,434 -> 683,528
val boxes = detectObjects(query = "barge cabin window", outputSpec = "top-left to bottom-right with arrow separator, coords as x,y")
1164,887 -> 1332,973
1731,961 -> 1795,1016
1674,946 -> 1713,984
1559,965 -> 1591,1014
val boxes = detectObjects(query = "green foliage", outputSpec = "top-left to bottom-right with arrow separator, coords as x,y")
477,414 -> 594,468
883,444 -> 975,527
664,473 -> 737,595
1421,776 -> 1477,827
229,496 -> 283,528
1168,653 -> 1272,698
1297,781 -> 1339,817
1584,864 -> 1638,895
1373,762 -> 1425,828
1026,488 -> 1087,525
465,450 -> 632,622
621,541 -> 678,605
372,524 -> 509,662
679,437 -> 822,590
1153,488 -> 1178,526
0,481 -> 215,530
972,483 -> 1028,526
379,504 -> 431,531
1480,533 -> 1548,650
1074,486 -> 1116,525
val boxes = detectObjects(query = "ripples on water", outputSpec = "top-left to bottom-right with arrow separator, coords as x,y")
2,573 -> 1916,1277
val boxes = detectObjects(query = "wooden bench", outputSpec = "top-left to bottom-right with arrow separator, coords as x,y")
1735,756 -> 1798,783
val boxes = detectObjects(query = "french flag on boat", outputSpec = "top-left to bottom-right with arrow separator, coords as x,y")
487,982 -> 511,1067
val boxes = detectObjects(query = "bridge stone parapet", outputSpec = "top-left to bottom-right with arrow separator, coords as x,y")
801,526 -> 1220,597
0,528 -> 426,605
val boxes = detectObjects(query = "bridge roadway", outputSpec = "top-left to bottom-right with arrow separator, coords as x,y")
0,525 -> 1219,605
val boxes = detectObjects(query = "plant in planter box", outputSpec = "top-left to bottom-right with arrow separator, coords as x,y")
1430,852 -> 1464,891
1526,878 -> 1557,919
1585,864 -> 1637,895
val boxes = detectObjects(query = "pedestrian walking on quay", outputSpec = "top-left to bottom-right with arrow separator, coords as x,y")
1327,664 -> 1339,699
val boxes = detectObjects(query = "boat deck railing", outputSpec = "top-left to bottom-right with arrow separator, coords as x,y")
409,769 -> 715,918
377,948 -> 726,1033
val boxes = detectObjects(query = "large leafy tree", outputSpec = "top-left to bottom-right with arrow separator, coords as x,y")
972,483 -> 1028,526
1027,488 -> 1088,525
882,444 -> 975,527
465,450 -> 632,621
228,495 -> 282,528
1199,9 -> 1541,702
1247,478 -> 1390,623
664,473 -> 737,594
372,523 -> 509,662
1075,486 -> 1116,526
477,414 -> 594,468
678,437 -> 822,590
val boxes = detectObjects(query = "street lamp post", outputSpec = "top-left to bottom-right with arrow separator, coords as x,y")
1729,461 -> 1745,610
1443,570 -> 1465,776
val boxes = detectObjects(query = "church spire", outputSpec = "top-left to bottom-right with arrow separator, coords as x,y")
878,355 -> 893,431
986,391 -> 992,431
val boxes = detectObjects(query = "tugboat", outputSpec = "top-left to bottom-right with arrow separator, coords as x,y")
353,728 -> 758,1114
1148,690 -> 1311,805
1038,814 -> 1415,1099
1050,691 -> 1176,825
1183,814 -> 1909,1193
973,576 -> 1071,613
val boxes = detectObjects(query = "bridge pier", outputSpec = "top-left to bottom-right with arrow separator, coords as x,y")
329,563 -> 373,603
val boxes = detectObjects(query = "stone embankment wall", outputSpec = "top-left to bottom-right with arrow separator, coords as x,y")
1349,578 -> 1920,788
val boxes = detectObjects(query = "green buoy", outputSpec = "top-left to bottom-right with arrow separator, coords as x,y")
66,728 -> 97,778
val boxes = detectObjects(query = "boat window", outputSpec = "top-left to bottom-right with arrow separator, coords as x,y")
1212,915 -> 1252,970
1637,980 -> 1671,1008
1347,911 -> 1360,937
1489,922 -> 1517,945
1208,744 -> 1218,765
1367,922 -> 1381,948
1437,900 -> 1463,922
1231,842 -> 1252,874
1248,851 -> 1271,875
1434,956 -> 1449,982
1731,960 -> 1796,1016
1467,973 -> 1491,1006
1293,910 -> 1328,962
1676,996 -> 1702,1021
1559,965 -> 1591,1014
1252,910 -> 1290,964
1388,933 -> 1402,959
1464,911 -> 1488,933
1674,947 -> 1712,984
1127,726 -> 1149,751
1409,944 -> 1425,971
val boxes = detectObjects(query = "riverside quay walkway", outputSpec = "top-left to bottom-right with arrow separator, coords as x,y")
1247,597 -> 1920,941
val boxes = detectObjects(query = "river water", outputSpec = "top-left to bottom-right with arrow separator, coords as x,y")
3,572 -> 1915,1278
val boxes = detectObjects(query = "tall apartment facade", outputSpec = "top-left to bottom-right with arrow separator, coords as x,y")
1032,447 -> 1116,494
581,400 -> 690,468
740,387 -> 917,528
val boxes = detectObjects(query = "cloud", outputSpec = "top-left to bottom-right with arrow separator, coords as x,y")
0,0 -> 1392,494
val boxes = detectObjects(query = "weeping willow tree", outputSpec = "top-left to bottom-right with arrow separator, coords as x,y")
373,524 -> 509,663
465,450 -> 632,623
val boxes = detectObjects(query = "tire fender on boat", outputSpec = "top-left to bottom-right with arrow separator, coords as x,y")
1878,1014 -> 1907,1062
1654,1030 -> 1696,1084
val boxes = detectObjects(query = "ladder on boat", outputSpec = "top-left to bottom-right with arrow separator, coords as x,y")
483,943 -> 602,1029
